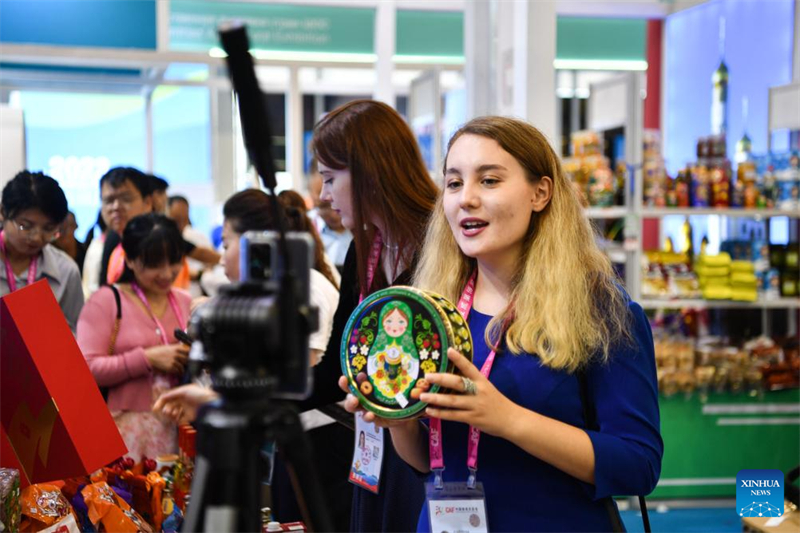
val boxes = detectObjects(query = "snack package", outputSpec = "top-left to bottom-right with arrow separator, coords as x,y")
70,488 -> 97,533
118,471 -> 165,531
19,484 -> 74,532
0,468 -> 21,533
37,513 -> 80,533
81,482 -> 154,533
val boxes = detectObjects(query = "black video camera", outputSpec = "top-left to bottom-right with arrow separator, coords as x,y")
186,22 -> 318,403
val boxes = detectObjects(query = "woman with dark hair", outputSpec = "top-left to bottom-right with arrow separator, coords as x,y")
77,213 -> 191,460
310,99 -> 439,533
155,188 -> 347,528
0,170 -> 84,332
278,188 -> 340,288
218,189 -> 340,367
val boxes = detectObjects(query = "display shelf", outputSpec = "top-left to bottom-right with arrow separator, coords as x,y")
585,206 -> 629,219
639,297 -> 800,310
639,207 -> 799,219
596,239 -> 627,263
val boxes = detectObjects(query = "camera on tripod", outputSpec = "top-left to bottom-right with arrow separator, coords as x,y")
188,231 -> 318,401
183,23 -> 334,533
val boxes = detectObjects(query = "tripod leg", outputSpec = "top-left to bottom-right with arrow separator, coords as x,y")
183,455 -> 210,531
274,407 -> 335,533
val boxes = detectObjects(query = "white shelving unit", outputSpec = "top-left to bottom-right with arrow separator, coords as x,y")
640,207 -> 799,219
581,77 -> 799,337
640,297 -> 800,310
586,207 -> 629,219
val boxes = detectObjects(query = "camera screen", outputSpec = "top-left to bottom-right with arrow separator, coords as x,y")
248,243 -> 273,281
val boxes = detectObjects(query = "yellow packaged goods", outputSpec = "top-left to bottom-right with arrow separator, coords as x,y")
698,252 -> 732,267
730,260 -> 756,273
695,265 -> 730,278
703,285 -> 733,300
731,287 -> 758,302
700,276 -> 730,288
731,272 -> 758,286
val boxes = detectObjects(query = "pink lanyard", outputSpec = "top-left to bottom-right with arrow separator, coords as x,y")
0,231 -> 37,293
429,271 -> 498,490
359,230 -> 401,303
130,282 -> 186,345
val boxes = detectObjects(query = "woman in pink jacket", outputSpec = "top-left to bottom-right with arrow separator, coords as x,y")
78,213 -> 191,461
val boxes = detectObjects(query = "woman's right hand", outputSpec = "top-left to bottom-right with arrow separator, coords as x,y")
153,384 -> 219,424
338,375 -> 416,429
145,343 -> 189,374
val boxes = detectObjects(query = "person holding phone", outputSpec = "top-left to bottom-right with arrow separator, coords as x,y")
78,213 -> 191,461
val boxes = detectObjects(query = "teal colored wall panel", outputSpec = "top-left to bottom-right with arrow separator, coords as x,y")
170,0 -> 374,54
557,17 -> 647,61
0,0 -> 156,49
396,10 -> 463,58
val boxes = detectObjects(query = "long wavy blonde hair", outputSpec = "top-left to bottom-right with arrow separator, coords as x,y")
413,117 -> 630,372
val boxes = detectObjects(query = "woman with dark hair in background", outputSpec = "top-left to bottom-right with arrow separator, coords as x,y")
78,213 -> 191,461
157,100 -> 439,532
154,188 -> 346,529
310,99 -> 439,533
278,188 -> 340,289
0,170 -> 84,332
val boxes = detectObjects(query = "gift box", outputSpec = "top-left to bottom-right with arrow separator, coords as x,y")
1,280 -> 127,485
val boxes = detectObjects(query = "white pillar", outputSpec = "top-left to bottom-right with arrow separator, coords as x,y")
494,0 -> 515,117
373,0 -> 396,106
211,87 -> 235,203
464,0 -> 492,118
286,66 -> 304,192
512,0 -> 557,146
794,0 -> 799,81
145,91 -> 154,172
157,0 -> 170,51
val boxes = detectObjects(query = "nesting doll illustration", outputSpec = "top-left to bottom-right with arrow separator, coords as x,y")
366,300 -> 420,406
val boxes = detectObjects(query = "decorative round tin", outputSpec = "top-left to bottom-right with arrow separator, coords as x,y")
341,286 -> 474,419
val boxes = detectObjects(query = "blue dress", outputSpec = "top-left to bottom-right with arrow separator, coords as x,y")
417,301 -> 663,532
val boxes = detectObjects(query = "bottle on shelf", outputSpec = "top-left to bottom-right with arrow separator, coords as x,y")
711,17 -> 728,136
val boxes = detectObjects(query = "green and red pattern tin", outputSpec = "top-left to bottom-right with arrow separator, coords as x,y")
341,286 -> 474,419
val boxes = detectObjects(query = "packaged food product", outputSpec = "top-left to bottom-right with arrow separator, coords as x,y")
81,482 -> 154,533
342,286 -> 474,419
19,484 -> 74,532
0,468 -> 21,533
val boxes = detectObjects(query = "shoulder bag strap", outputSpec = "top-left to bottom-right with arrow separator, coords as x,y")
578,368 -> 651,533
107,284 -> 122,355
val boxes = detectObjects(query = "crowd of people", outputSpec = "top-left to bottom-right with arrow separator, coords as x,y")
0,100 -> 662,532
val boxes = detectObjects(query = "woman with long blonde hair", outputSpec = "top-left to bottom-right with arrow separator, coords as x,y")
342,117 -> 662,531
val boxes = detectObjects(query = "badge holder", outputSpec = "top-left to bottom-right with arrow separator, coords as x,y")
426,478 -> 488,533
348,412 -> 384,494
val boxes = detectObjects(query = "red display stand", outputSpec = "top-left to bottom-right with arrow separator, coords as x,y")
1,280 -> 126,485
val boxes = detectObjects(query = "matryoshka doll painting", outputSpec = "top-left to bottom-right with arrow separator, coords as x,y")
342,287 -> 473,419
366,301 -> 420,406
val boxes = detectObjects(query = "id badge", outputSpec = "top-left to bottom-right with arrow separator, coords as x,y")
426,481 -> 489,533
348,412 -> 384,493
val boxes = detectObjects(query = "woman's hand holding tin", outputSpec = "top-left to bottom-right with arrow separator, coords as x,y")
421,348 -> 522,438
